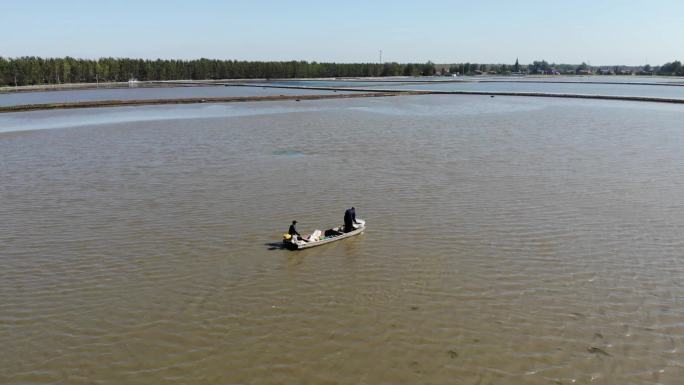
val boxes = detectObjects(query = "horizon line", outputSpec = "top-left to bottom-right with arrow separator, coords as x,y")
1,55 -> 679,67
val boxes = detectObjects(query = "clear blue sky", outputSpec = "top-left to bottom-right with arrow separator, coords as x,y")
2,0 -> 682,65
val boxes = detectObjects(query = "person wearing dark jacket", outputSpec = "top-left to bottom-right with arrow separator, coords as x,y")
344,207 -> 359,232
288,220 -> 301,239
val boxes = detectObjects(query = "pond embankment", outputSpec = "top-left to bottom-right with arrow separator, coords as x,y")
0,91 -> 422,113
4,82 -> 684,114
225,83 -> 684,104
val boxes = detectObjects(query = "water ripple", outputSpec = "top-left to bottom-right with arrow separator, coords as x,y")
1,96 -> 684,384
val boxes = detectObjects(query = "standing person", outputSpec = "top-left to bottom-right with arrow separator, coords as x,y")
350,207 -> 359,224
288,220 -> 301,240
344,209 -> 353,232
344,207 -> 359,232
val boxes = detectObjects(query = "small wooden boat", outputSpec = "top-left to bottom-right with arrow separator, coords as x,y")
283,219 -> 366,250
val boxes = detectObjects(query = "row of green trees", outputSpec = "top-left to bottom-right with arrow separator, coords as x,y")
518,59 -> 684,76
659,61 -> 683,76
0,57 -> 437,86
447,61 -> 562,75
2,56 -> 682,86
460,59 -> 684,76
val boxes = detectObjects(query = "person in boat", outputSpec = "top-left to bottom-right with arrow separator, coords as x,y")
288,220 -> 301,240
343,207 -> 360,232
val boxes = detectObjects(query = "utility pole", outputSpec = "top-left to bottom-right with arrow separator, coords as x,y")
379,49 -> 382,63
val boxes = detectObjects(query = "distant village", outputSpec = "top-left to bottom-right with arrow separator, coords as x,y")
435,59 -> 683,77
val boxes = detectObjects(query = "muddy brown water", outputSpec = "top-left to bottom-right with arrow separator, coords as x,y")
1,95 -> 683,384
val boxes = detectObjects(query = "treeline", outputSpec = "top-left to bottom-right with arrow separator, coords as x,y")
0,57 -> 437,86
447,59 -> 684,76
447,61 -> 587,75
659,61 -> 684,76
3,56 -> 682,86
522,59 -> 684,76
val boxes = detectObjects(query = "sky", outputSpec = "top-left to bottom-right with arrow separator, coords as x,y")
1,0 -> 683,65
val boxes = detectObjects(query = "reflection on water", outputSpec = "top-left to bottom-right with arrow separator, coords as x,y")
1,95 -> 684,384
0,103 -> 338,133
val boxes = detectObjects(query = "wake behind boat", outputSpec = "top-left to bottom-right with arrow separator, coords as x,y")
283,219 -> 366,250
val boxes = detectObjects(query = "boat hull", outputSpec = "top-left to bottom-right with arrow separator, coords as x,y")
284,220 -> 365,250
